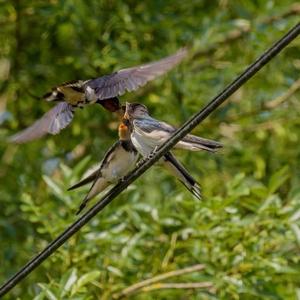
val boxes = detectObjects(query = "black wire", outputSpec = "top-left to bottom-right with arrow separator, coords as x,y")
0,22 -> 299,298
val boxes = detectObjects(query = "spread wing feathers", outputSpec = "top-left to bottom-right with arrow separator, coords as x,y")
163,152 -> 201,200
134,118 -> 222,153
86,48 -> 187,100
9,102 -> 75,144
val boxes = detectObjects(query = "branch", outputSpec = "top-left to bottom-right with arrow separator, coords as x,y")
141,282 -> 214,291
113,264 -> 207,299
192,4 -> 300,59
265,78 -> 300,109
135,5 -> 300,99
219,78 -> 300,124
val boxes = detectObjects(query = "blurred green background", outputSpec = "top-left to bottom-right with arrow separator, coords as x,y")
1,1 -> 300,299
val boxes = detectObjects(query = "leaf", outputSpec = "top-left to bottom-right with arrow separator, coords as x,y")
107,266 -> 124,277
291,224 -> 300,247
268,166 -> 290,194
71,155 -> 92,177
37,284 -> 57,300
61,268 -> 78,297
60,163 -> 72,178
71,271 -> 101,295
43,175 -> 63,198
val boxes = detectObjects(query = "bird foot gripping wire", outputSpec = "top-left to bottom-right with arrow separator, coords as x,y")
147,146 -> 159,160
136,146 -> 159,168
118,176 -> 128,183
136,158 -> 146,168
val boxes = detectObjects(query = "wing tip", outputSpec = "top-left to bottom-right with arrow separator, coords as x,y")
67,185 -> 76,191
7,133 -> 32,144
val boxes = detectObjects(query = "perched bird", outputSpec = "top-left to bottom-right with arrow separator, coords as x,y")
68,122 -> 139,214
9,48 -> 187,143
123,102 -> 222,157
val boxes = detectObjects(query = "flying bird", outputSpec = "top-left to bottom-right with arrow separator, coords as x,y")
9,48 -> 187,143
123,102 -> 222,157
68,122 -> 139,214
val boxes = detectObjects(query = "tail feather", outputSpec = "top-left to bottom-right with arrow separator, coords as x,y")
162,152 -> 201,200
76,177 -> 109,215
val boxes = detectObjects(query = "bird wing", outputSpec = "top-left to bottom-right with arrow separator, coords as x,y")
9,102 -> 75,143
67,169 -> 99,191
181,134 -> 223,152
134,118 -> 175,134
134,118 -> 222,153
85,48 -> 187,100
68,141 -> 120,191
133,118 -> 175,142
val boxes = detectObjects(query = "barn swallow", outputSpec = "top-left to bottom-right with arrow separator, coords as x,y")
123,109 -> 202,201
9,48 -> 187,143
68,122 -> 139,214
123,102 -> 222,157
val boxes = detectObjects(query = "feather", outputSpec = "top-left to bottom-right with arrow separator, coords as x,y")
86,48 -> 187,100
9,103 -> 75,143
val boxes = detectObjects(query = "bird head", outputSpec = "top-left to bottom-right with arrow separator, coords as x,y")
124,102 -> 149,120
118,123 -> 131,140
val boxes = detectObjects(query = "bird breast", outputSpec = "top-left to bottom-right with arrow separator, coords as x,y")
101,145 -> 138,182
131,125 -> 162,157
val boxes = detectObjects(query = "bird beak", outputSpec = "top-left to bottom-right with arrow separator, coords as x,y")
123,102 -> 130,120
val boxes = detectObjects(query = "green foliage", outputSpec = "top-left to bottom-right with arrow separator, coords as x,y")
1,1 -> 300,299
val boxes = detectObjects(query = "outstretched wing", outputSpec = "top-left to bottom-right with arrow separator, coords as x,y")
86,48 -> 187,100
9,102 -> 75,143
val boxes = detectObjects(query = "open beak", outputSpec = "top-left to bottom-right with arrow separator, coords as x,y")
123,102 -> 130,120
123,112 -> 129,119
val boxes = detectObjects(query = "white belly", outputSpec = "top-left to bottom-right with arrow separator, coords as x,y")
131,131 -> 153,157
131,123 -> 165,157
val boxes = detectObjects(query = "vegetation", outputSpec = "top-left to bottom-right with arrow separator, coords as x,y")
1,1 -> 300,299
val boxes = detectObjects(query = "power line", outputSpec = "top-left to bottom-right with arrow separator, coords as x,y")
0,22 -> 299,298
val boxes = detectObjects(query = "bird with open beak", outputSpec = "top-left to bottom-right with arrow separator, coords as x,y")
122,103 -> 209,201
9,48 -> 187,144
123,102 -> 222,157
68,122 -> 139,214
70,120 -> 202,213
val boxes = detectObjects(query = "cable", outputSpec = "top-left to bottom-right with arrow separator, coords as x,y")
0,22 -> 299,298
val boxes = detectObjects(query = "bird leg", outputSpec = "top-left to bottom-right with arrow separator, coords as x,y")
146,146 -> 159,160
135,146 -> 160,168
118,175 -> 128,183
136,158 -> 147,168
